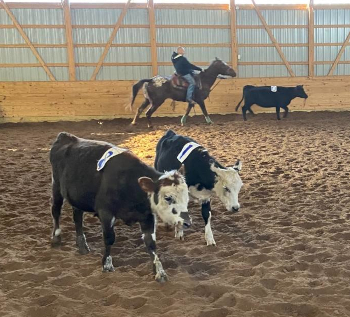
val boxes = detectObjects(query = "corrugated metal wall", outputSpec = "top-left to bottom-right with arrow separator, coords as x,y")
1,5 -> 350,81
237,9 -> 308,77
314,9 -> 350,76
0,8 -> 67,81
156,9 -> 230,75
72,8 -> 151,80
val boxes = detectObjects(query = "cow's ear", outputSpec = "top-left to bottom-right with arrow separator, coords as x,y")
178,164 -> 185,175
233,159 -> 242,172
138,177 -> 156,193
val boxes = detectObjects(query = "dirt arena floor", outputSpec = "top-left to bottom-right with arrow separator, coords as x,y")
1,111 -> 350,317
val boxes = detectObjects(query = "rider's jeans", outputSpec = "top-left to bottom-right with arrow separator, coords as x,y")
183,74 -> 196,102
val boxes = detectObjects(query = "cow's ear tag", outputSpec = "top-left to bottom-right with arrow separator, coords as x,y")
271,86 -> 277,92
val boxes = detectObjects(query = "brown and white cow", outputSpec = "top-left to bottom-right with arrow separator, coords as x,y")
50,132 -> 191,282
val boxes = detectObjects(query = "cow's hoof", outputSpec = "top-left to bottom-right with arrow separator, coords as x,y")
205,236 -> 216,246
102,256 -> 115,272
175,228 -> 184,240
76,235 -> 90,255
51,235 -> 61,247
155,271 -> 168,283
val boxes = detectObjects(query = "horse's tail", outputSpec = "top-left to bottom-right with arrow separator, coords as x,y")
129,79 -> 152,111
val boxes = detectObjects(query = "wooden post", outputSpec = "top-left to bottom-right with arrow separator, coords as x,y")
230,0 -> 238,71
90,0 -> 132,80
148,0 -> 158,76
0,0 -> 56,81
328,30 -> 350,76
308,0 -> 314,77
62,0 -> 76,81
251,0 -> 295,77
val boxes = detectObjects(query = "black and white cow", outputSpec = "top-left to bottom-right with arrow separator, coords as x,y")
50,132 -> 191,282
155,130 -> 243,246
235,85 -> 308,121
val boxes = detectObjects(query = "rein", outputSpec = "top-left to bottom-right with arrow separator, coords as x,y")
210,79 -> 222,92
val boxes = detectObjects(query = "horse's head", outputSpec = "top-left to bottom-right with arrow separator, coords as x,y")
210,57 -> 236,77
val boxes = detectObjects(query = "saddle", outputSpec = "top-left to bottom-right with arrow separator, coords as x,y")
170,73 -> 201,90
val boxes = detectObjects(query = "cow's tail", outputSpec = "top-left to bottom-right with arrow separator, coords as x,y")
128,79 -> 152,112
235,93 -> 244,112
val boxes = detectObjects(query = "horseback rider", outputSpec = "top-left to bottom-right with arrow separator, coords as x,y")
171,46 -> 203,104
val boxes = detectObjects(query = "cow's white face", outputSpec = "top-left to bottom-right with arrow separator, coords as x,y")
138,170 -> 191,228
211,160 -> 243,212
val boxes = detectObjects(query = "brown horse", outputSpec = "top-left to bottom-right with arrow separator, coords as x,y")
130,58 -> 236,128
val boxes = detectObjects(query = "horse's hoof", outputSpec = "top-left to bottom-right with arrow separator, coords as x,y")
205,117 -> 213,124
181,116 -> 187,126
148,125 -> 154,129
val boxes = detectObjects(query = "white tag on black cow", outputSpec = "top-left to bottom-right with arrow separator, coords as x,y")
97,147 -> 127,171
271,86 -> 277,92
177,142 -> 201,163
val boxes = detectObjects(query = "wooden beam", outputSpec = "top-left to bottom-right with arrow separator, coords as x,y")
5,61 -> 342,68
158,43 -> 231,48
73,24 -> 150,29
0,0 -> 56,81
0,44 -> 67,48
251,0 -> 295,77
7,2 -> 62,9
71,3 -> 146,9
90,0 -> 132,81
148,0 -> 158,76
4,2 -> 350,11
237,4 -> 307,10
314,4 -> 350,10
314,24 -> 350,29
0,24 -> 65,29
0,63 -> 68,67
156,25 -> 230,29
236,25 -> 307,29
328,30 -> 350,76
75,43 -> 152,48
62,0 -> 76,81
155,3 -> 229,10
238,43 -> 308,47
230,0 -> 238,71
308,0 -> 314,77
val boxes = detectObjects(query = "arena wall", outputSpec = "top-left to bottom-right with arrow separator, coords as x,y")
1,76 -> 350,123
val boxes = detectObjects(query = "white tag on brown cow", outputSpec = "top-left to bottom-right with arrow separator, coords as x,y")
97,147 -> 127,171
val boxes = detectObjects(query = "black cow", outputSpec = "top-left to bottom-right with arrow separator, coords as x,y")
50,132 -> 191,282
235,85 -> 308,121
155,130 -> 243,246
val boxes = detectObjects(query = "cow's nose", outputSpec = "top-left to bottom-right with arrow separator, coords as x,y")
180,212 -> 192,228
232,207 -> 240,213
